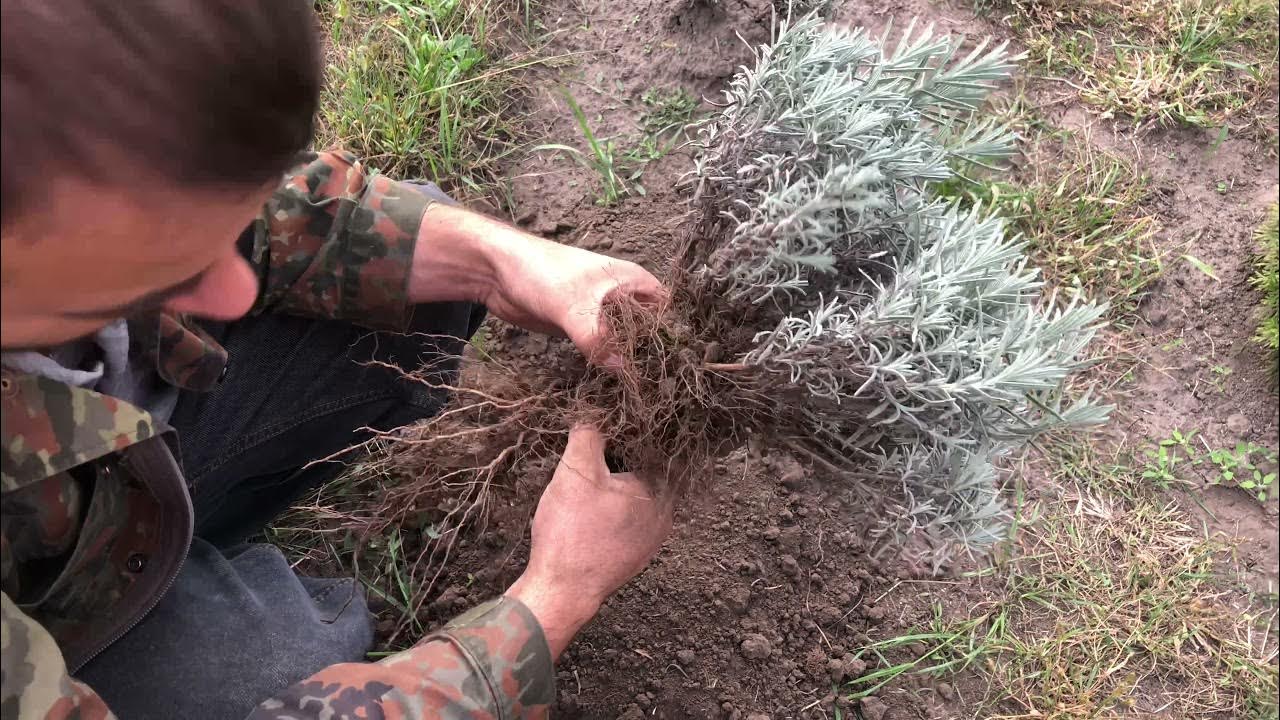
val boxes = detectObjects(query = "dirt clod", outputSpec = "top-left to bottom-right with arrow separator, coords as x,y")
859,695 -> 888,720
739,633 -> 772,660
722,586 -> 751,615
779,554 -> 801,578
1227,412 -> 1251,436
676,648 -> 697,665
863,604 -> 888,624
845,655 -> 868,679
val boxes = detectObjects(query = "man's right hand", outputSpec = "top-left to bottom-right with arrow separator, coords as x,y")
505,425 -> 674,658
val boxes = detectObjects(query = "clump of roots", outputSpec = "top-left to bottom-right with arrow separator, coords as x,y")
320,289 -> 780,593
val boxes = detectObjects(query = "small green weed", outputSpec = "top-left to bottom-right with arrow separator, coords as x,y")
1141,428 -> 1199,488
1210,364 -> 1233,393
1138,429 -> 1278,502
639,86 -> 699,136
1205,441 -> 1278,502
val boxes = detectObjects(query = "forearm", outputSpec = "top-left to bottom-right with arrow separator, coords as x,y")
408,203 -> 508,305
408,203 -> 579,339
410,202 -> 567,311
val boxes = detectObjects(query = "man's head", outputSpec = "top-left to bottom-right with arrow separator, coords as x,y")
1,0 -> 320,348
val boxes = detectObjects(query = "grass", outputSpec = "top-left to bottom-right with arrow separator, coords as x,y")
937,131 -> 1163,320
534,91 -> 636,205
1253,204 -> 1279,358
979,0 -> 1279,134
534,85 -> 701,205
316,0 -> 530,196
847,447 -> 1280,718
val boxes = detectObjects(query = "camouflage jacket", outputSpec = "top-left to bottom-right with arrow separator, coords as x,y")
0,151 -> 554,719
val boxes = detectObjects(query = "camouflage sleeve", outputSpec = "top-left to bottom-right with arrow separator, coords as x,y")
248,596 -> 554,720
248,151 -> 432,331
1,593 -> 115,720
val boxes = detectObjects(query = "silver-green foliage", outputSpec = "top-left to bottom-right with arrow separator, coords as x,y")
689,15 -> 1109,565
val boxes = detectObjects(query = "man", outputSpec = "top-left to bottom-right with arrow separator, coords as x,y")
0,1 -> 673,718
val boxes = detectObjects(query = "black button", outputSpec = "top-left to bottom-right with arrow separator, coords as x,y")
126,553 -> 148,573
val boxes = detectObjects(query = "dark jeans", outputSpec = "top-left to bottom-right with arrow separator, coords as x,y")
76,184 -> 483,720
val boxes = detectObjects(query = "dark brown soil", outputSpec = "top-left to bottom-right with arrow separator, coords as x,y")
375,0 -> 1279,717
421,443 -> 983,719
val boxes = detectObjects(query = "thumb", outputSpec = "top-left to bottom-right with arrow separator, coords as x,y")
562,424 -> 608,472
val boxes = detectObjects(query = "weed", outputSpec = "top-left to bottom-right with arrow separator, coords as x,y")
533,85 -> 699,205
937,133 -> 1162,320
844,607 -> 992,700
1141,428 -> 1199,489
1183,253 -> 1221,281
535,91 -> 637,204
639,86 -> 699,136
1204,441 -> 1279,502
1209,364 -> 1233,393
1135,429 -> 1279,503
316,0 -> 526,195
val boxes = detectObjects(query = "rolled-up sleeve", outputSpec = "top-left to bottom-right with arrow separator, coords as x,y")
248,151 -> 432,330
246,596 -> 555,720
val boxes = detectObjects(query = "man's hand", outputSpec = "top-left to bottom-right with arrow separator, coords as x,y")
410,204 -> 664,363
506,426 -> 674,657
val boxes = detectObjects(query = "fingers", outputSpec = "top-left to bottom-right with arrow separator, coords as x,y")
630,277 -> 669,307
561,424 -> 608,474
616,264 -> 668,308
582,265 -> 668,367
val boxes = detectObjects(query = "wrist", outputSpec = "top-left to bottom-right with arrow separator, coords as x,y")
506,571 -> 602,658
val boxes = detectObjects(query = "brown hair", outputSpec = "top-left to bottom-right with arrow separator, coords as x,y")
1,0 -> 321,220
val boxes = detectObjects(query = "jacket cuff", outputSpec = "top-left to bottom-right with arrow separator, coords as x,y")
429,596 -> 556,715
341,175 -> 432,331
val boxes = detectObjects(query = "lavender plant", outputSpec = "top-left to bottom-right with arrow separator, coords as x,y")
682,15 -> 1109,562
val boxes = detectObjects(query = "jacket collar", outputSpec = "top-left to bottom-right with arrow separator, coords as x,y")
1,370 -> 162,490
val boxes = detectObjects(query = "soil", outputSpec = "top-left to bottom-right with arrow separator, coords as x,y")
391,0 -> 1279,717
